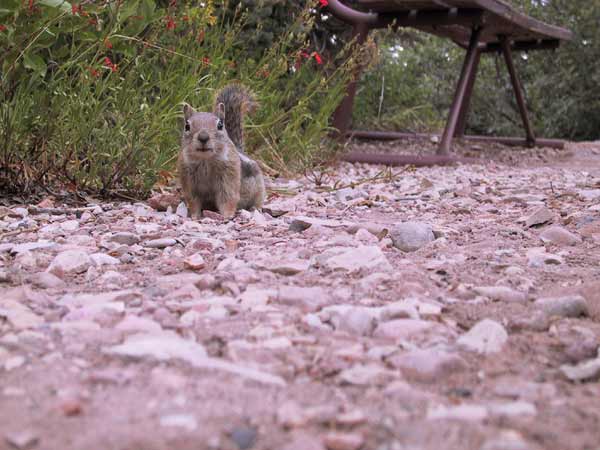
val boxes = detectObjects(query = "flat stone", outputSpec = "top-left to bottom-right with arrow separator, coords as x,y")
389,221 -> 435,252
183,253 -> 206,271
159,414 -> 198,431
388,348 -> 467,383
267,259 -> 310,276
144,238 -> 178,249
473,286 -> 527,303
539,226 -> 582,246
47,250 -> 92,277
277,286 -> 330,312
323,432 -> 364,450
560,349 -> 600,382
457,319 -> 508,354
488,401 -> 537,418
109,232 -> 140,245
105,332 -> 285,386
525,207 -> 554,227
373,319 -> 437,340
535,295 -> 588,318
115,316 -> 162,334
427,404 -> 488,422
324,245 -> 392,273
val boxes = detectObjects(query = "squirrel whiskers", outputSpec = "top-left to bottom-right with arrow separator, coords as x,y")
177,84 -> 266,219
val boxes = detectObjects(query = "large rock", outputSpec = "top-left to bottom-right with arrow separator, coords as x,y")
535,295 -> 588,318
457,319 -> 508,354
389,222 -> 435,252
525,207 -> 553,227
47,250 -> 92,277
277,286 -> 330,312
388,348 -> 467,382
539,226 -> 581,246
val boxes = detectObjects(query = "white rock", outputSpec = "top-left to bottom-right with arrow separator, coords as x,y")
560,349 -> 600,381
488,401 -> 537,418
267,259 -> 311,276
175,202 -> 188,218
4,355 -> 26,371
277,286 -> 330,312
47,250 -> 92,277
457,319 -> 508,354
473,286 -> 527,303
90,253 -> 120,266
160,414 -> 197,431
115,316 -> 162,333
427,404 -> 488,422
389,222 -> 435,252
105,331 -> 285,386
60,220 -> 79,232
324,245 -> 392,273
338,364 -> 391,386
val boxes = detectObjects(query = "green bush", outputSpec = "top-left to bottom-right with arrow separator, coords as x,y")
0,0 -> 356,196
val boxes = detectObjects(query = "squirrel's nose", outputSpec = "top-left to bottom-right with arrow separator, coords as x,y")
197,131 -> 210,144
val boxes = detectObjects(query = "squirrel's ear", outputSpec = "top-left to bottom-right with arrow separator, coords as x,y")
216,102 -> 226,120
183,103 -> 195,120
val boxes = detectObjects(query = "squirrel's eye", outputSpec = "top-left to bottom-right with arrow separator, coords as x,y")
184,121 -> 191,132
216,119 -> 224,131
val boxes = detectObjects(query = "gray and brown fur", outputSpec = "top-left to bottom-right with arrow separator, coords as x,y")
177,84 -> 266,219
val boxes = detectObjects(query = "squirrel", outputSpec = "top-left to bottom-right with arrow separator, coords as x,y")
177,84 -> 266,219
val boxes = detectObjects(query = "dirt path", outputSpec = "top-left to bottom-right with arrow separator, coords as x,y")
1,141 -> 599,450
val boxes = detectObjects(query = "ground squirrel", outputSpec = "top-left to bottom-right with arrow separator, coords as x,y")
177,84 -> 266,219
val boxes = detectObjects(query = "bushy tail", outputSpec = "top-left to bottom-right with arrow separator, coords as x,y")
214,84 -> 257,151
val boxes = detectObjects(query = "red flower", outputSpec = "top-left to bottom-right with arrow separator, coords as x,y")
0,25 -> 6,32
88,17 -> 98,26
300,51 -> 310,59
28,0 -> 34,11
103,57 -> 118,72
201,57 -> 210,66
319,0 -> 329,7
182,15 -> 190,22
165,16 -> 176,30
89,66 -> 100,78
71,4 -> 80,15
103,38 -> 112,49
313,52 -> 323,64
169,0 -> 177,6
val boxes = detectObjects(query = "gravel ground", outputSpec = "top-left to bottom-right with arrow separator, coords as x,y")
1,140 -> 599,450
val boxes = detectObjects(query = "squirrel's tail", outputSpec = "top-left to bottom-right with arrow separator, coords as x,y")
214,83 -> 257,151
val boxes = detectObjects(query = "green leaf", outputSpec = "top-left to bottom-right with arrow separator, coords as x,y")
141,0 -> 156,20
23,53 -> 47,77
38,0 -> 72,12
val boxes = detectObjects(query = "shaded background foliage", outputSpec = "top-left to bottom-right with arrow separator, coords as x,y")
0,0 -> 598,198
352,0 -> 600,140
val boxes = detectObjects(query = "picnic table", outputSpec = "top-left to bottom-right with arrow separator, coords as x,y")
326,0 -> 574,165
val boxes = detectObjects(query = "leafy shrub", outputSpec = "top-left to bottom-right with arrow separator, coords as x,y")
0,0 -> 357,196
